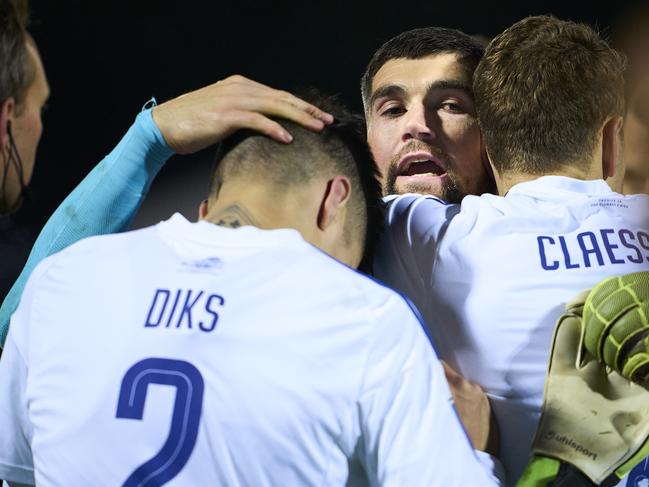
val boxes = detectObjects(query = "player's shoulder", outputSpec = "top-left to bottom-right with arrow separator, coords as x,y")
317,249 -> 438,358
384,193 -> 450,213
54,225 -> 157,259
383,193 -> 461,231
33,225 -> 158,278
384,191 -> 499,217
611,190 -> 649,205
303,244 -> 424,326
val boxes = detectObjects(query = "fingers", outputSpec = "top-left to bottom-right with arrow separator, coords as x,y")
441,360 -> 462,384
273,89 -> 334,125
154,75 -> 337,154
221,75 -> 333,121
231,111 -> 294,143
226,76 -> 334,123
254,95 -> 327,132
218,75 -> 334,133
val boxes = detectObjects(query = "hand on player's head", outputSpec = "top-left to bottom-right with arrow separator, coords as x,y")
152,75 -> 334,155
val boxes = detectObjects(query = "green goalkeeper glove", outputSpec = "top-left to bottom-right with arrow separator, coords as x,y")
518,272 -> 649,487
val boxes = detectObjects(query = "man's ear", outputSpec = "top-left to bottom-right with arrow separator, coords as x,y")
480,133 -> 495,185
0,97 -> 15,150
482,143 -> 504,195
198,199 -> 209,221
317,175 -> 351,231
602,115 -> 624,180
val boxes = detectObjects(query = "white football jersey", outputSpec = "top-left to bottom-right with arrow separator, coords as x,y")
374,176 -> 649,482
0,214 -> 501,487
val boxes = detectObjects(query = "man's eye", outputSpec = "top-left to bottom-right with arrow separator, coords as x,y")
440,102 -> 464,113
380,105 -> 405,117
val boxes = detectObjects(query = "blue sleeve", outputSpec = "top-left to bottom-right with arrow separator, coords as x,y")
0,108 -> 174,346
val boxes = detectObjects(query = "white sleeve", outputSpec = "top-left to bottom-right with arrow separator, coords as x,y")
357,295 -> 503,487
373,195 -> 457,298
0,259 -> 54,486
0,326 -> 34,485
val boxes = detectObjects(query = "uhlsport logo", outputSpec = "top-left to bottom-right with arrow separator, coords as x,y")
543,431 -> 597,460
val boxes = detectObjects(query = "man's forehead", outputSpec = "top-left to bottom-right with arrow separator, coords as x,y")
370,53 -> 471,97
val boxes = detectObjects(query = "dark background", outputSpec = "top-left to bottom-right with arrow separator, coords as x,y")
27,0 -> 638,227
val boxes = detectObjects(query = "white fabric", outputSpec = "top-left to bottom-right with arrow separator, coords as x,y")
374,176 -> 649,483
0,214 -> 501,487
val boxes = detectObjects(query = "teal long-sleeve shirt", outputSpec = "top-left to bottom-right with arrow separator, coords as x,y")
0,108 -> 174,345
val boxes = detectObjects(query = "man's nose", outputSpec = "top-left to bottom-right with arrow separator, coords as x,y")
402,105 -> 435,142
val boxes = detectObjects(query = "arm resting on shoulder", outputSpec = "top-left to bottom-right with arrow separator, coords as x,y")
0,108 -> 173,345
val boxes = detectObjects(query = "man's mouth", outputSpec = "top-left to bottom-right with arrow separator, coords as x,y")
398,152 -> 447,177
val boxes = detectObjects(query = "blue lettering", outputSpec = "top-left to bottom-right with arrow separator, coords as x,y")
145,288 -> 226,333
145,289 -> 170,328
559,236 -> 580,269
176,290 -> 204,329
619,229 -> 643,264
200,294 -> 225,332
639,232 -> 649,262
600,229 -> 625,264
165,289 -> 182,327
537,236 -> 559,270
577,232 -> 604,268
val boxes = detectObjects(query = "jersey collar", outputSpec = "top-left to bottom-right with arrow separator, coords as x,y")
158,213 -> 306,249
505,176 -> 614,198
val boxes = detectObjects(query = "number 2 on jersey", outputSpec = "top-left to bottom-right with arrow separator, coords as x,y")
116,358 -> 204,487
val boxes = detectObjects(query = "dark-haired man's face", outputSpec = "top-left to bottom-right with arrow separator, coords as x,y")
366,53 -> 491,201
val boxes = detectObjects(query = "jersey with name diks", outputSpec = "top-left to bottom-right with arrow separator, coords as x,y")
374,176 -> 649,483
0,214 -> 499,487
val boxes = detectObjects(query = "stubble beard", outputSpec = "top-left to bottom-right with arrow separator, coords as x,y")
384,141 -> 465,203
384,171 -> 464,202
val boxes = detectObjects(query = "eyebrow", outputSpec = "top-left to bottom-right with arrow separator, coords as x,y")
427,79 -> 474,97
369,78 -> 474,111
368,84 -> 407,111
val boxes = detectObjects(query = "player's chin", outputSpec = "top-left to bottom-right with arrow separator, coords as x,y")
394,173 -> 448,197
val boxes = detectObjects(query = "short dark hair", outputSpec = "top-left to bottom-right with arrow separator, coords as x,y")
210,91 -> 383,268
0,0 -> 32,112
473,15 -> 626,175
360,27 -> 485,112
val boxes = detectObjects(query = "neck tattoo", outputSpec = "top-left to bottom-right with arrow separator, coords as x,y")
212,204 -> 259,229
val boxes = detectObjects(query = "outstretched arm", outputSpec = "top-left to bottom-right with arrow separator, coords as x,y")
0,108 -> 171,345
0,75 -> 333,346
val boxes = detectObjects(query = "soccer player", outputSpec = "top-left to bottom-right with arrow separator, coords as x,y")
0,27 -> 496,343
0,76 -> 334,346
0,87 -> 503,485
0,29 -> 499,451
373,15 -> 649,482
361,27 -> 496,200
0,24 -> 496,465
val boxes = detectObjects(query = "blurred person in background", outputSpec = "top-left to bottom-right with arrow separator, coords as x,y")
614,3 -> 649,195
611,6 -> 649,484
0,0 -> 49,300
